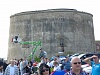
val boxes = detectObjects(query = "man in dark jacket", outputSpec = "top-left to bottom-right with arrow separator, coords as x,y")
0,59 -> 3,73
39,48 -> 45,58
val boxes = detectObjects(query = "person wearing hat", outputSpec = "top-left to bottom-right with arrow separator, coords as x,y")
62,56 -> 71,71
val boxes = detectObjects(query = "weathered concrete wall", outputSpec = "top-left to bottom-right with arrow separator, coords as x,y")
8,9 -> 95,61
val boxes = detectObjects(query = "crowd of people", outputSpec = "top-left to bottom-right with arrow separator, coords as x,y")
0,49 -> 100,75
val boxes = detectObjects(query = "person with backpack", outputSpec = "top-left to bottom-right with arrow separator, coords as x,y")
39,48 -> 47,58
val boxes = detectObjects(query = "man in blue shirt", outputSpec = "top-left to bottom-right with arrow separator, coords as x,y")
84,55 -> 100,75
62,56 -> 71,71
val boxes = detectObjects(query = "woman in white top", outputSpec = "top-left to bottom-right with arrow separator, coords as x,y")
53,61 -> 61,71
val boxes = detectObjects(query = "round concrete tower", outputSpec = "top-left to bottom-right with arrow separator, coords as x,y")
8,9 -> 95,60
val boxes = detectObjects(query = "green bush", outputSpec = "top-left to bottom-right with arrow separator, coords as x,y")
34,55 -> 41,62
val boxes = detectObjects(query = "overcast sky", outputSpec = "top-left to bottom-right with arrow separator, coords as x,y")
0,0 -> 100,59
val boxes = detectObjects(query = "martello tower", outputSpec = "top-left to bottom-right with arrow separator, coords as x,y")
8,9 -> 95,61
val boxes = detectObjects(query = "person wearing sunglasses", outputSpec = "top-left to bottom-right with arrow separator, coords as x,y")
84,55 -> 100,75
39,63 -> 51,75
65,57 -> 87,75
